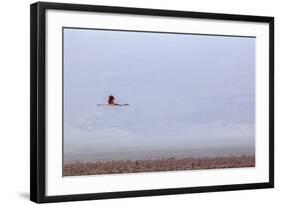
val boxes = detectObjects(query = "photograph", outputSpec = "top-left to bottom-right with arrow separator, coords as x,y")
30,2 -> 274,202
63,28 -> 256,176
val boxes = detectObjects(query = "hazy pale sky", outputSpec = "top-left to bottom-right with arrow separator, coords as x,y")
63,28 -> 255,162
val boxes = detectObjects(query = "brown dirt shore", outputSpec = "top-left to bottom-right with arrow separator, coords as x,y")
64,155 -> 255,176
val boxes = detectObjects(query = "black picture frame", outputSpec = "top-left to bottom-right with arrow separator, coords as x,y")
30,1 -> 274,203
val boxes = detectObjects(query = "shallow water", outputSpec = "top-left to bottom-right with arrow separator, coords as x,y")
64,145 -> 255,163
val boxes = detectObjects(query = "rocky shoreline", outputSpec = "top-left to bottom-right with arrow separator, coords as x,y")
64,155 -> 255,176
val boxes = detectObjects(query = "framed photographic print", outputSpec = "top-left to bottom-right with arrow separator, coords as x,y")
30,2 -> 274,203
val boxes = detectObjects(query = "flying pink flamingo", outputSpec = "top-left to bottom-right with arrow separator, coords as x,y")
97,95 -> 129,106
